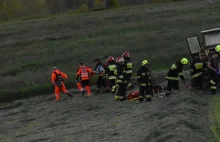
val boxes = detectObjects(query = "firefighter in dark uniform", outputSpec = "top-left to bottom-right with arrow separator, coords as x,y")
114,57 -> 127,101
207,45 -> 220,94
122,52 -> 134,89
106,56 -> 117,93
189,55 -> 206,90
165,58 -> 188,97
137,60 -> 153,102
93,58 -> 106,94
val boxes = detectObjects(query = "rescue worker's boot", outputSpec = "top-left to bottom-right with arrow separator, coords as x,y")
81,89 -> 86,96
165,91 -> 171,97
95,89 -> 100,94
138,96 -> 144,102
146,95 -> 152,102
55,94 -> 60,101
65,92 -> 73,98
85,86 -> 91,96
114,95 -> 120,101
120,96 -> 126,101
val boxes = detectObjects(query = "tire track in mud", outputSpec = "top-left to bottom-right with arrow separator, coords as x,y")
0,82 -> 214,142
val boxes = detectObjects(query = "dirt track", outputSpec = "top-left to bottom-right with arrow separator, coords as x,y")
0,78 -> 214,142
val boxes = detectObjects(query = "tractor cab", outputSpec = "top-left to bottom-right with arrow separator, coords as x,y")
187,28 -> 220,62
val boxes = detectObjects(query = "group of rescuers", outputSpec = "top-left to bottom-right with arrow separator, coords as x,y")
51,45 -> 220,101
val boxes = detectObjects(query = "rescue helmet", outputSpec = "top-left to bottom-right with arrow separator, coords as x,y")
116,57 -> 125,63
142,60 -> 148,66
122,52 -> 130,58
215,45 -> 220,52
108,56 -> 115,61
181,58 -> 188,65
53,67 -> 57,70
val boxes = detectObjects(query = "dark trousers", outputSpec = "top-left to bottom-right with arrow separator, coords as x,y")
97,76 -> 106,89
139,85 -> 152,101
116,83 -> 126,101
126,73 -> 133,87
81,80 -> 90,86
109,79 -> 116,88
167,79 -> 179,93
127,73 -> 131,82
191,75 -> 203,89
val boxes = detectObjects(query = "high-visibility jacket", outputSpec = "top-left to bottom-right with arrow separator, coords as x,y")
137,66 -> 152,86
124,57 -> 132,74
106,61 -> 117,79
190,59 -> 206,78
51,70 -> 68,84
166,61 -> 184,81
76,66 -> 93,81
114,65 -> 127,84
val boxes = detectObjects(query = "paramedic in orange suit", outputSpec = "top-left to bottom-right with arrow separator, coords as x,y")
51,67 -> 73,101
75,63 -> 93,96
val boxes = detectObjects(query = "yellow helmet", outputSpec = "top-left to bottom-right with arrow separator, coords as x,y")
215,45 -> 220,52
142,60 -> 148,66
181,58 -> 188,65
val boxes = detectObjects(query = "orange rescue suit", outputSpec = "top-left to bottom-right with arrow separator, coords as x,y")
76,66 -> 93,96
51,69 -> 70,101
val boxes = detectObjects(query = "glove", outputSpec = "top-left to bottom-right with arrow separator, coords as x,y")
216,69 -> 219,75
74,80 -> 78,84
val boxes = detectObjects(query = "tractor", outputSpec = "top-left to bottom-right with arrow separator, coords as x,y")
186,28 -> 220,88
187,28 -> 220,61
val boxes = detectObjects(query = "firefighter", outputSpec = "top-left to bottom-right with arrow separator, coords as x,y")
207,45 -> 220,94
114,57 -> 127,101
93,58 -> 106,94
165,58 -> 188,97
122,52 -> 134,89
137,60 -> 153,102
189,55 -> 206,90
75,63 -> 93,96
106,56 -> 117,93
51,67 -> 73,101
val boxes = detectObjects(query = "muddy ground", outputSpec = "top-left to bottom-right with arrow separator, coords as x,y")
0,72 -> 215,142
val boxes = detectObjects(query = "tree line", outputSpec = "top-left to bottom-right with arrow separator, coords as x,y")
0,0 -> 179,21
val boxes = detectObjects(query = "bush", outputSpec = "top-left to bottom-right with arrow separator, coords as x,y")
107,0 -> 120,8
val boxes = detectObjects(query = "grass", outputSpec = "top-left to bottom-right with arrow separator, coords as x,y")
211,95 -> 220,142
0,0 -> 220,102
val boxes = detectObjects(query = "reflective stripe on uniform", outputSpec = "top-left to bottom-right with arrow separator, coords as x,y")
192,72 -> 203,78
210,80 -> 216,85
140,83 -> 147,86
120,96 -> 125,99
116,80 -> 127,83
126,70 -> 132,74
139,96 -> 144,98
166,76 -> 178,80
137,76 -> 140,78
109,76 -> 116,79
178,72 -> 183,76
119,75 -> 124,78
127,62 -> 132,68
210,86 -> 217,89
146,95 -> 151,98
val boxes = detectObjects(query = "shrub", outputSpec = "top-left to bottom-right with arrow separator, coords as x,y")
107,0 -> 120,8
